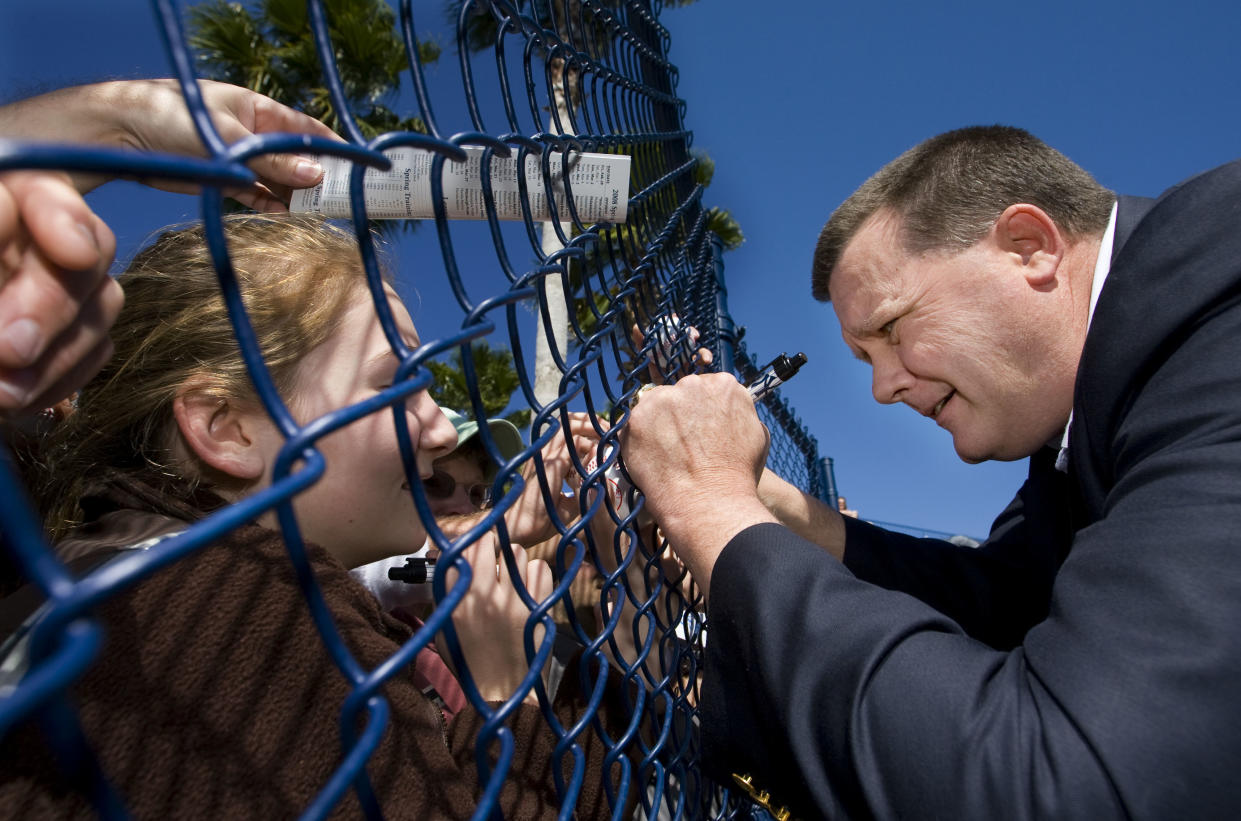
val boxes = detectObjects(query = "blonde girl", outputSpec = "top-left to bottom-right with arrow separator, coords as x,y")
2,214 -> 629,818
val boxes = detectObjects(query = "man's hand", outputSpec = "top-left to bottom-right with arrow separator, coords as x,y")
619,372 -> 777,599
0,172 -> 121,419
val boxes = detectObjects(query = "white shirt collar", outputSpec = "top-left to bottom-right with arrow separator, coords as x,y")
1054,200 -> 1119,472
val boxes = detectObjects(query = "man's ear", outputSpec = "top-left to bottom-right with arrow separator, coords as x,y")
993,203 -> 1065,289
172,390 -> 268,482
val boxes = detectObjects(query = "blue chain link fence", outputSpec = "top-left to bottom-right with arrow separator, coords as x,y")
0,1 -> 829,817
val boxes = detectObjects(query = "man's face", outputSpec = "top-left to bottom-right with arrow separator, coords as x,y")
828,210 -> 1077,463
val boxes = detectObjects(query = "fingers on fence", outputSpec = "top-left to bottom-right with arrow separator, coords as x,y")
440,534 -> 546,705
0,172 -> 120,418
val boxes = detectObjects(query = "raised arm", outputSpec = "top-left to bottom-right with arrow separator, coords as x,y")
0,79 -> 340,211
0,80 -> 340,418
756,466 -> 847,560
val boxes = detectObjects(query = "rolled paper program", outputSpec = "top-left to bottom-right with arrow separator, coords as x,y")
291,146 -> 631,224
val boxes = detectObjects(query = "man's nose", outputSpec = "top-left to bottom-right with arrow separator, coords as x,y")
870,349 -> 914,405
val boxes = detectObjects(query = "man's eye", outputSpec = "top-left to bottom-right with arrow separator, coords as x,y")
881,319 -> 897,337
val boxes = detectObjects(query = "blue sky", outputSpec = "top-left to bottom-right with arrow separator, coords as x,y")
4,0 -> 1239,538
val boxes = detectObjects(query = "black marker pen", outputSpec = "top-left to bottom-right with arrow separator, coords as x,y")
389,556 -> 436,585
746,352 -> 808,402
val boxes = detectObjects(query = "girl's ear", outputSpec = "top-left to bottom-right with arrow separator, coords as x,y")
172,390 -> 269,482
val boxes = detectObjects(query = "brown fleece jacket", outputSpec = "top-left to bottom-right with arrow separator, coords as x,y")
0,476 -> 637,819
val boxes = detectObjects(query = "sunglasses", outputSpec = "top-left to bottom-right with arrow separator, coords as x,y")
422,469 -> 493,510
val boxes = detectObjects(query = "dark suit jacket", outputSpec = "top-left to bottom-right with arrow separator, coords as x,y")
701,161 -> 1241,819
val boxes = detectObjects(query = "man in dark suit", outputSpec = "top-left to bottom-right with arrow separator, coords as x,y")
620,126 -> 1241,818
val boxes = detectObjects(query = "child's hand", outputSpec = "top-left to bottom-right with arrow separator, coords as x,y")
630,315 -> 713,387
503,412 -> 601,545
439,533 -> 553,704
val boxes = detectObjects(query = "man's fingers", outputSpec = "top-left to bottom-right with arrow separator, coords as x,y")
176,81 -> 340,206
502,545 -> 527,587
135,174 -> 310,214
572,434 -> 596,456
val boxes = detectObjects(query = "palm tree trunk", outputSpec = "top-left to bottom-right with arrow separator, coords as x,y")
532,59 -> 575,407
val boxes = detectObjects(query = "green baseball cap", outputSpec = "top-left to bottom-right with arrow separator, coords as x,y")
442,408 -> 525,464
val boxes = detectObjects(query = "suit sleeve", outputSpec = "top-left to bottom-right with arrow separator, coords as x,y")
841,447 -> 1071,649
700,524 -> 1122,820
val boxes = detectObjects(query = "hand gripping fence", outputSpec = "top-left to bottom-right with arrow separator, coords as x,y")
0,2 -> 829,818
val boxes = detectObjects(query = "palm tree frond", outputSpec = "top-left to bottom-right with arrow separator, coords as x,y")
706,207 -> 744,251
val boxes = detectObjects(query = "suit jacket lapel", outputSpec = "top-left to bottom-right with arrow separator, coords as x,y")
1070,160 -> 1241,521
1065,195 -> 1153,528
1111,194 -> 1155,265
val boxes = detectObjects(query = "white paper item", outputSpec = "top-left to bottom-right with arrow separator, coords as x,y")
291,146 -> 629,224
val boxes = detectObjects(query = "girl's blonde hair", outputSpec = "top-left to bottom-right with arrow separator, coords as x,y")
34,214 -> 388,537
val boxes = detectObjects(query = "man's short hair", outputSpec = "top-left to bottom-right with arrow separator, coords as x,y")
811,125 -> 1115,301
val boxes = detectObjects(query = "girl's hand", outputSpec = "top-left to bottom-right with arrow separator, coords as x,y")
438,533 -> 553,704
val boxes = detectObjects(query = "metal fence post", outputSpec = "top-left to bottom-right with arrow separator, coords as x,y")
818,456 -> 839,510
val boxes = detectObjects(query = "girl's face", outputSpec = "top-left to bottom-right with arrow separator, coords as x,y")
253,283 -> 457,568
